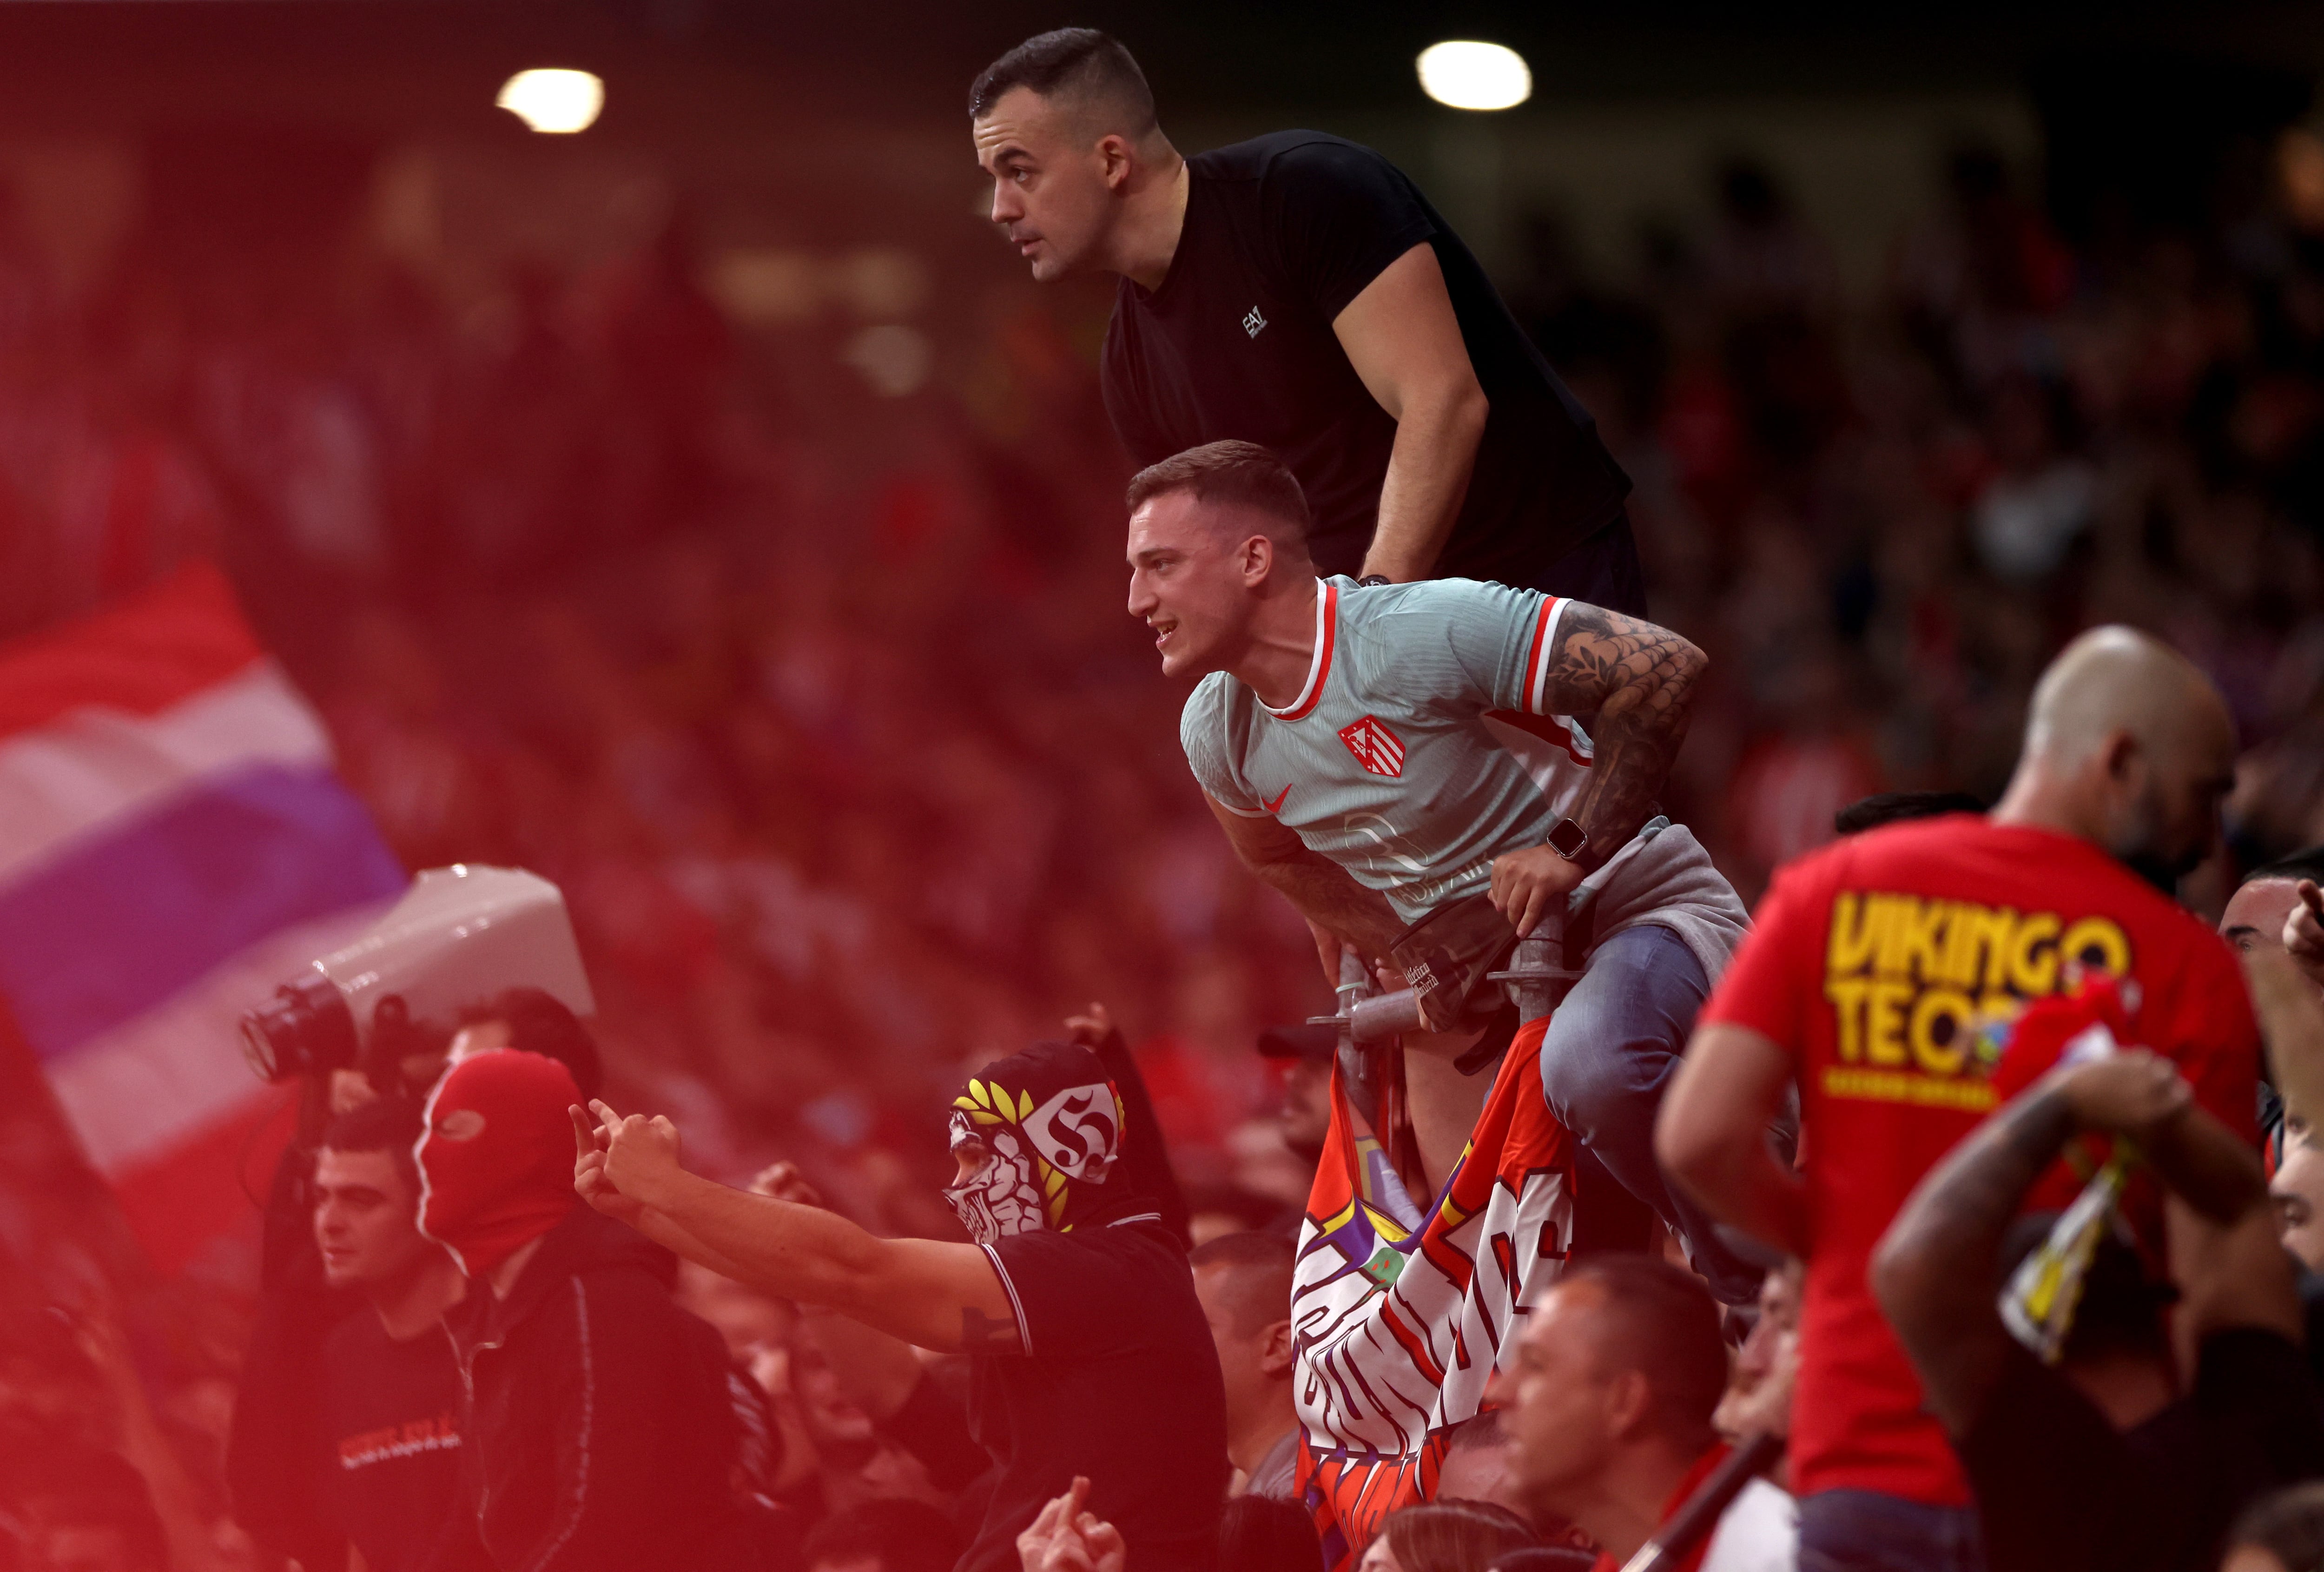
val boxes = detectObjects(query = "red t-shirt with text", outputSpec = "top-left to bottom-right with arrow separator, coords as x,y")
1698,815 -> 2258,1506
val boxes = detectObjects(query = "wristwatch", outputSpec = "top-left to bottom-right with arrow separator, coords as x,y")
1357,574 -> 1392,587
1546,817 -> 1590,864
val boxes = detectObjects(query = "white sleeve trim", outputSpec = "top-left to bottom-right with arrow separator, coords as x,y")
1527,596 -> 1570,715
978,1241 -> 1032,1356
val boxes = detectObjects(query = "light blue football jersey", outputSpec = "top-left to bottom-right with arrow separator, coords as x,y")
1181,576 -> 1604,925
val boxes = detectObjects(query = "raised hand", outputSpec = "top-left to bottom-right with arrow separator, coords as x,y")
749,1160 -> 826,1209
588,1097 -> 686,1206
2286,879 -> 2324,987
1063,1001 -> 1117,1049
2050,1050 -> 2192,1139
570,1105 -> 646,1225
1016,1479 -> 1097,1572
1075,1511 -> 1126,1572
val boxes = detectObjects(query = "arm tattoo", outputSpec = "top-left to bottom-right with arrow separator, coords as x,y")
1539,604 -> 1706,855
1249,852 -> 1406,957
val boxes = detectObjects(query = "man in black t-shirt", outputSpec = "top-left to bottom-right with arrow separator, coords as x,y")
308,1097 -> 472,1572
1872,1049 -> 2324,1572
968,29 -> 1640,611
576,1039 -> 1228,1572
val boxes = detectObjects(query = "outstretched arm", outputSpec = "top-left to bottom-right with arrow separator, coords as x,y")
1490,604 -> 1706,935
574,1103 -> 1020,1354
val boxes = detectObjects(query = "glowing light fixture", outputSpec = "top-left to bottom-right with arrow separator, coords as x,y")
497,69 -> 604,134
1415,41 -> 1532,111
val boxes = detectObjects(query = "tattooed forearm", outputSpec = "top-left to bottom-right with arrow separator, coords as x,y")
1539,604 -> 1707,856
1248,852 -> 1407,960
1209,794 -> 1409,959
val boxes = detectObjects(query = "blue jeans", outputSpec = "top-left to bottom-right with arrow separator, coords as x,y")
1797,1490 -> 1985,1572
1538,923 -> 1760,1304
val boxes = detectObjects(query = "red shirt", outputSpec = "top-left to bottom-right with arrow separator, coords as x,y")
1698,815 -> 2258,1506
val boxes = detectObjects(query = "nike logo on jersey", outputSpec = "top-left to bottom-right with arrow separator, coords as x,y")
1339,715 -> 1406,778
1261,783 -> 1291,813
1243,306 -> 1268,338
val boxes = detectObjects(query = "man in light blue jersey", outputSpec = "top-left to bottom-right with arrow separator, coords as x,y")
1130,439 -> 1757,1303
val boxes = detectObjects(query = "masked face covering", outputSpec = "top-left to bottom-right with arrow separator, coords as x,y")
942,1041 -> 1132,1245
416,1048 -> 581,1278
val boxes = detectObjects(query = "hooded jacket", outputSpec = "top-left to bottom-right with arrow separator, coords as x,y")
433,1205 -> 762,1572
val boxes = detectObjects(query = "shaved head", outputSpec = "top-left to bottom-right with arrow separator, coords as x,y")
971,29 -> 1160,144
2024,627 -> 2230,774
1190,1230 -> 1294,1336
970,29 -> 1179,285
2001,626 -> 2238,887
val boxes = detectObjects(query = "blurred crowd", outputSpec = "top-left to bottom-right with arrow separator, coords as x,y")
13,113 -> 2324,1571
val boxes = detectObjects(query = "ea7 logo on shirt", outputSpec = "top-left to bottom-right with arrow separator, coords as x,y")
1339,715 -> 1406,778
1243,306 -> 1268,338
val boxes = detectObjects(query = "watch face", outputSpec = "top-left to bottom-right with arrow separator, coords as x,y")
1548,819 -> 1588,857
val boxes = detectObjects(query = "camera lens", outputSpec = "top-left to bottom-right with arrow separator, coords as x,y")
239,973 -> 357,1083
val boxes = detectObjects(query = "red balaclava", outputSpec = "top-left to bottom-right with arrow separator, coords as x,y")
416,1048 -> 581,1278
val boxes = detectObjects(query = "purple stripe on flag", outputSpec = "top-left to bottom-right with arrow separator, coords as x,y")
0,762 -> 405,1062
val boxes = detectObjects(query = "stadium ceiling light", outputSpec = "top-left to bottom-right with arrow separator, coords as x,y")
1415,41 -> 1532,112
497,69 -> 605,134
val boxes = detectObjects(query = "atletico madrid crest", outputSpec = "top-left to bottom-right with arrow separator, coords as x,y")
1338,714 -> 1405,778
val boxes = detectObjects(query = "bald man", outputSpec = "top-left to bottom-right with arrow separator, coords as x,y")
1657,626 -> 2260,1572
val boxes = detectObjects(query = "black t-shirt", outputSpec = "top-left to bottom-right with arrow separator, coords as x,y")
320,1308 -> 468,1572
962,1217 -> 1228,1572
1102,131 -> 1631,586
1959,1328 -> 2324,1572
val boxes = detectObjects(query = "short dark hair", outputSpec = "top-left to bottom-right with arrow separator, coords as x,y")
1220,1495 -> 1325,1572
1378,1501 -> 1539,1572
1558,1255 -> 1728,1450
2251,845 -> 2324,887
801,1498 -> 962,1572
1190,1228 -> 1296,1335
461,986 -> 601,1098
969,28 -> 1156,135
1833,791 -> 1985,837
1126,440 -> 1311,555
320,1094 -> 425,1197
